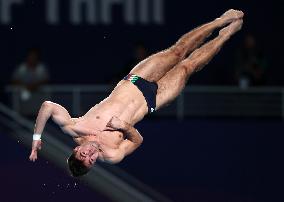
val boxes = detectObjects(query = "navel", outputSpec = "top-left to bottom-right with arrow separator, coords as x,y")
96,116 -> 100,119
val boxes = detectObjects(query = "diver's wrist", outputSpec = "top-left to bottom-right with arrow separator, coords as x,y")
33,133 -> 42,141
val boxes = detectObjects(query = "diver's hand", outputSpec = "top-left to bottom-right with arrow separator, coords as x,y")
105,116 -> 125,131
29,140 -> 42,162
29,150 -> 38,162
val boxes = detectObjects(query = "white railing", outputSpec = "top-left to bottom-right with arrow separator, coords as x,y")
5,85 -> 284,120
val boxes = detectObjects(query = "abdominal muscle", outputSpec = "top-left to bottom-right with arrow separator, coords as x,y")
84,80 -> 148,124
72,80 -> 148,148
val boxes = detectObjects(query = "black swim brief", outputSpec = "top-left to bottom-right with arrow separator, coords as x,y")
123,74 -> 158,114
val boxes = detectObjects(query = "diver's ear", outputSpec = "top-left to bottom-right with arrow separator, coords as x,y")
74,146 -> 79,152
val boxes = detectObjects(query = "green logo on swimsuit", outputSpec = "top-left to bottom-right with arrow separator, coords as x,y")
129,75 -> 139,83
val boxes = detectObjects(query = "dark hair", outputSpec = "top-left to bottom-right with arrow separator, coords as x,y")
67,153 -> 90,177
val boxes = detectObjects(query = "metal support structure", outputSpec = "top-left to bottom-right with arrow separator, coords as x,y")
5,85 -> 284,119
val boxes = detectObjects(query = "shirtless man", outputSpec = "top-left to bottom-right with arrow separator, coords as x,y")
29,9 -> 244,177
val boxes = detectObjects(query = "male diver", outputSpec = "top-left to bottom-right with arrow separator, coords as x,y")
29,9 -> 244,176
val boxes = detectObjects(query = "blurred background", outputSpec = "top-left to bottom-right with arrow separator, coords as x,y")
0,0 -> 284,202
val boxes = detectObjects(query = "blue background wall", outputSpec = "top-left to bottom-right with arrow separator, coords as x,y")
1,0 -> 283,85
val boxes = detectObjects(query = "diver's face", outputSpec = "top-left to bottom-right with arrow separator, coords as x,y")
74,144 -> 99,168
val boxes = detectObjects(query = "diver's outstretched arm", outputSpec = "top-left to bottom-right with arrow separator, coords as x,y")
29,101 -> 73,161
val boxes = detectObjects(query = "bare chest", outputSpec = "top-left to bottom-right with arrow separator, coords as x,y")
99,130 -> 125,147
73,130 -> 123,162
73,118 -> 124,147
76,112 -> 109,131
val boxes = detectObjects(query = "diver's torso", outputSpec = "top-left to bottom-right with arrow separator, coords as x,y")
70,80 -> 148,149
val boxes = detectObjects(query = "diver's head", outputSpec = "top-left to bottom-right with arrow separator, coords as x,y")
67,143 -> 99,177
